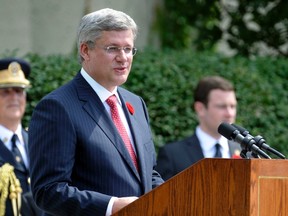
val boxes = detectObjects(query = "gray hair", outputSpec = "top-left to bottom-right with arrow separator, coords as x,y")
77,8 -> 138,63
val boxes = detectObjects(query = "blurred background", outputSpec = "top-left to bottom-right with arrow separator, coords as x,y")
1,0 -> 288,156
1,0 -> 287,57
0,0 -> 160,56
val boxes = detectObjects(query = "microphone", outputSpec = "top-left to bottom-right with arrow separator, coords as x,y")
232,124 -> 286,159
218,122 -> 271,159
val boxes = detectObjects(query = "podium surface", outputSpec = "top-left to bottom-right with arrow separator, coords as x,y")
113,159 -> 288,216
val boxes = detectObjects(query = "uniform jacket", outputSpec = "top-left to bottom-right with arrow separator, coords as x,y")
28,72 -> 164,216
0,129 -> 30,192
0,130 -> 42,216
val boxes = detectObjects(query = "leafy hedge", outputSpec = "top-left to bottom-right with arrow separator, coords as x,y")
19,50 -> 288,157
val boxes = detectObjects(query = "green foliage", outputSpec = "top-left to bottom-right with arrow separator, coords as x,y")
21,50 -> 288,157
23,53 -> 79,125
225,0 -> 288,57
154,0 -> 221,50
155,0 -> 288,57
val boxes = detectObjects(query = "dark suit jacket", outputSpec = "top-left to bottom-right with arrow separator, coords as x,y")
0,130 -> 30,192
28,72 -> 164,216
0,130 -> 42,216
155,133 -> 242,180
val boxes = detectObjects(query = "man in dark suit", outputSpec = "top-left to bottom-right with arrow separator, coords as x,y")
156,76 -> 242,181
0,58 -> 42,216
28,8 -> 164,216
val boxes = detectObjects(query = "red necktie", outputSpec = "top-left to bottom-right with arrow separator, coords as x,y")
106,95 -> 138,169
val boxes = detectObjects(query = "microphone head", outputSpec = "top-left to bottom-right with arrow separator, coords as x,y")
231,124 -> 249,136
218,122 -> 238,140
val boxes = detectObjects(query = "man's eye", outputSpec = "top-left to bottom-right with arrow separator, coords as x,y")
123,47 -> 132,53
215,105 -> 226,109
107,46 -> 119,52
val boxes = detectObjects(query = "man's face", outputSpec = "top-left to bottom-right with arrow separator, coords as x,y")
196,89 -> 237,138
80,30 -> 135,92
0,87 -> 26,125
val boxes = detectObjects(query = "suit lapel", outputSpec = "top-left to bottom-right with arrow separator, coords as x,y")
75,74 -> 140,179
187,135 -> 205,161
118,92 -> 144,178
0,140 -> 15,165
228,140 -> 241,156
22,129 -> 29,165
0,139 -> 27,172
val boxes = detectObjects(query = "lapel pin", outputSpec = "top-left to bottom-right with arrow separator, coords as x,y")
126,102 -> 134,115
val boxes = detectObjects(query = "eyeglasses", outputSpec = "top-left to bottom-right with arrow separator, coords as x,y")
102,46 -> 137,56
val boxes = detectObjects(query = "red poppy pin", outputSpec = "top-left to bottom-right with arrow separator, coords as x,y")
126,102 -> 135,115
232,150 -> 242,159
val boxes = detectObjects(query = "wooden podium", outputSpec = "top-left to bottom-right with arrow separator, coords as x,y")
113,159 -> 288,216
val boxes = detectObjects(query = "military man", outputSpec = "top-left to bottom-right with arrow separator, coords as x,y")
0,58 -> 41,216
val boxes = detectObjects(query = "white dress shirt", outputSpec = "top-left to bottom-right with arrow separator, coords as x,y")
81,68 -> 134,216
0,124 -> 29,168
196,126 -> 230,158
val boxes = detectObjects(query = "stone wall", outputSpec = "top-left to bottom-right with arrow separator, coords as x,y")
0,0 -> 161,56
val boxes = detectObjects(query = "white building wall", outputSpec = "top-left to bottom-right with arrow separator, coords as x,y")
0,0 -> 32,55
0,0 -> 161,56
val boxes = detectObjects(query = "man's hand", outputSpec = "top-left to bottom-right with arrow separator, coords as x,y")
112,196 -> 138,214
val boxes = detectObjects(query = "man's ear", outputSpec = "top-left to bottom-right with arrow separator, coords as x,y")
79,43 -> 90,61
194,101 -> 205,116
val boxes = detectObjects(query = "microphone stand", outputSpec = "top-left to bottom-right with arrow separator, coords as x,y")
240,150 -> 261,159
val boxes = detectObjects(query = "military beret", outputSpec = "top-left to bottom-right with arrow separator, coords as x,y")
0,58 -> 31,88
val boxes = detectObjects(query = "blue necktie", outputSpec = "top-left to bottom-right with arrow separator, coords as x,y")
11,134 -> 26,169
214,143 -> 222,158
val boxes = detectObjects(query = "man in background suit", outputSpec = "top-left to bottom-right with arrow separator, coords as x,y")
28,8 -> 164,216
0,58 -> 42,216
156,76 -> 241,181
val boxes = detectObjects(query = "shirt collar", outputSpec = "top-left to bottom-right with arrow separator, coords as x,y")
196,126 -> 229,152
0,124 -> 23,147
80,68 -> 121,105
